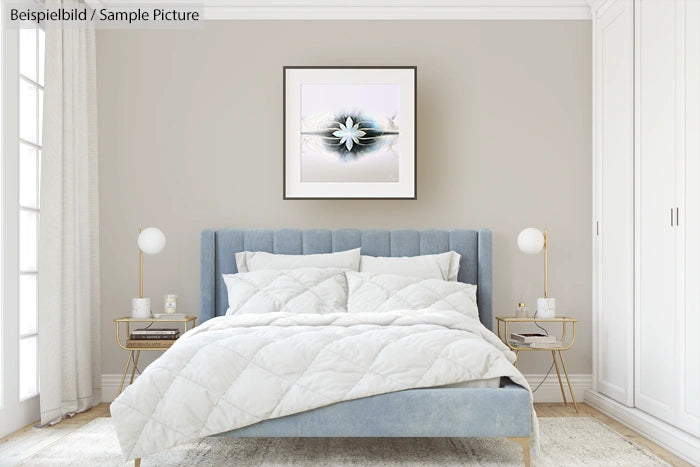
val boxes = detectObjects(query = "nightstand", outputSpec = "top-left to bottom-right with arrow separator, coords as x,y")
114,316 -> 197,395
496,316 -> 579,412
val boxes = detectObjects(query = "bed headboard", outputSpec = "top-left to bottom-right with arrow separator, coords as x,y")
200,228 -> 493,330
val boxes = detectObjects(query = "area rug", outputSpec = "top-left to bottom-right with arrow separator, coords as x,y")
18,417 -> 668,466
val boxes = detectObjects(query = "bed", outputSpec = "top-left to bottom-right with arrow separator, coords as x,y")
112,228 -> 534,466
199,228 -> 533,465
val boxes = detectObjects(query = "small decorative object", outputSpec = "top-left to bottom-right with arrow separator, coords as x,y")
283,66 -> 416,199
131,297 -> 151,319
133,227 -> 166,317
517,227 -> 556,318
515,302 -> 529,318
164,294 -> 178,314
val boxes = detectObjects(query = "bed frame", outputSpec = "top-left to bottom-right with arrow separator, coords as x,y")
188,228 -> 532,466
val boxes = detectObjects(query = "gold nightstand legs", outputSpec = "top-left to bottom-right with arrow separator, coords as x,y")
557,350 -> 578,412
118,350 -> 141,396
130,351 -> 141,385
513,349 -> 578,412
118,351 -> 133,395
551,350 -> 567,405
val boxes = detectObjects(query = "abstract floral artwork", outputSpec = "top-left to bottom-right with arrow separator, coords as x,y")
300,83 -> 401,183
284,67 -> 416,199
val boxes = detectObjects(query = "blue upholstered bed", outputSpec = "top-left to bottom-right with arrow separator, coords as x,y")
200,228 -> 532,465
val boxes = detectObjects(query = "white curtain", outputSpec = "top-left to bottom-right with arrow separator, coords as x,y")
38,0 -> 101,425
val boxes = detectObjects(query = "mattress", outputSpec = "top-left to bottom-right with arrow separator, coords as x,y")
439,377 -> 501,389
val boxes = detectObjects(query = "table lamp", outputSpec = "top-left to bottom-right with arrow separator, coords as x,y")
517,227 -> 555,318
132,227 -> 166,318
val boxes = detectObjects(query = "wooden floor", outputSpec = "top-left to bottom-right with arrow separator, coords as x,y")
0,402 -> 691,466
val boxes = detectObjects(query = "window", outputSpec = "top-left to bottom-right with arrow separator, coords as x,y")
1,11 -> 44,438
17,24 -> 43,400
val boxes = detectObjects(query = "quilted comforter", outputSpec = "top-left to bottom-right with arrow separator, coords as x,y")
111,309 -> 533,460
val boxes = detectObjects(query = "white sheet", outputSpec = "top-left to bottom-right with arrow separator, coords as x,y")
439,377 -> 501,389
110,309 -> 537,460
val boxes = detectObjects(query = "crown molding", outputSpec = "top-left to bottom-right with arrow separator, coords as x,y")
83,0 -> 592,21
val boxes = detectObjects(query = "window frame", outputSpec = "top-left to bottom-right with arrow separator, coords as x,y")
16,22 -> 42,402
0,13 -> 43,436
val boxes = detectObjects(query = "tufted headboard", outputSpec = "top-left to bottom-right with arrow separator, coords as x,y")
200,228 -> 493,330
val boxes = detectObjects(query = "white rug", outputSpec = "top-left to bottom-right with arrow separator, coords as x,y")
18,417 -> 669,466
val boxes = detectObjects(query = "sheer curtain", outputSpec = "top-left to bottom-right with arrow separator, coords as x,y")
38,0 -> 101,425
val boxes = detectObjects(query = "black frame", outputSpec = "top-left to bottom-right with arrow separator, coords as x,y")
283,66 -> 417,200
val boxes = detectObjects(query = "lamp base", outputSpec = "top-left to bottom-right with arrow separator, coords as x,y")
132,297 -> 151,318
536,298 -> 556,318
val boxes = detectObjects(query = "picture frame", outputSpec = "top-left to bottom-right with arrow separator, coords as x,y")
283,66 -> 417,199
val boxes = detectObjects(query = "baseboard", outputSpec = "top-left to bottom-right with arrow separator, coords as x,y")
101,374 -> 129,403
526,373 -> 591,403
102,373 -> 592,404
585,389 -> 700,465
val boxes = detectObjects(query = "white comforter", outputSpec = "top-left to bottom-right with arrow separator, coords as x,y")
110,309 -> 534,460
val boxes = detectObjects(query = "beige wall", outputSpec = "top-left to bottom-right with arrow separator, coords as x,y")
96,20 -> 591,376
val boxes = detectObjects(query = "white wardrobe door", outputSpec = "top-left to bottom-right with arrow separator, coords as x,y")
635,0 -> 677,424
594,0 -> 635,406
676,0 -> 700,438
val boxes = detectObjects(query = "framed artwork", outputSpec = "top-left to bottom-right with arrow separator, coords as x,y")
283,66 -> 417,199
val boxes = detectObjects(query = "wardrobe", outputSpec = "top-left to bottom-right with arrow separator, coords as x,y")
590,0 -> 700,463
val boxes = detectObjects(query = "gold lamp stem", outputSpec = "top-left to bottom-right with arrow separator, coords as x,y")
139,228 -> 143,298
543,229 -> 548,298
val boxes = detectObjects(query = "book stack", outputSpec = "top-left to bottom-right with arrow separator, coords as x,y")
127,328 -> 180,349
509,332 -> 561,349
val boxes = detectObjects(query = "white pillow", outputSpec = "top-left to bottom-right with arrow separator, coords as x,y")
235,248 -> 361,273
346,271 -> 478,319
359,251 -> 461,281
223,267 -> 348,315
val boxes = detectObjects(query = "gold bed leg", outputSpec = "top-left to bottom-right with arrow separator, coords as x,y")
134,458 -> 141,467
508,437 -> 530,467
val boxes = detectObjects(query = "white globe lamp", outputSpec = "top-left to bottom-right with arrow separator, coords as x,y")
517,228 -> 544,255
138,227 -> 166,255
133,227 -> 166,318
517,227 -> 555,318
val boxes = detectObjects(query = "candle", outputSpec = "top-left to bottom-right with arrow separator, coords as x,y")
164,294 -> 178,314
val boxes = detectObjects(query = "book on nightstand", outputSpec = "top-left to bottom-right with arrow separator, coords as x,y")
131,328 -> 179,334
510,332 -> 557,344
129,333 -> 180,340
509,340 -> 562,349
130,328 -> 180,340
126,339 -> 177,348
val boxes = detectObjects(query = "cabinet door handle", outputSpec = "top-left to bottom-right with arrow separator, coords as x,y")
676,207 -> 679,226
671,208 -> 674,226
596,221 -> 599,236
